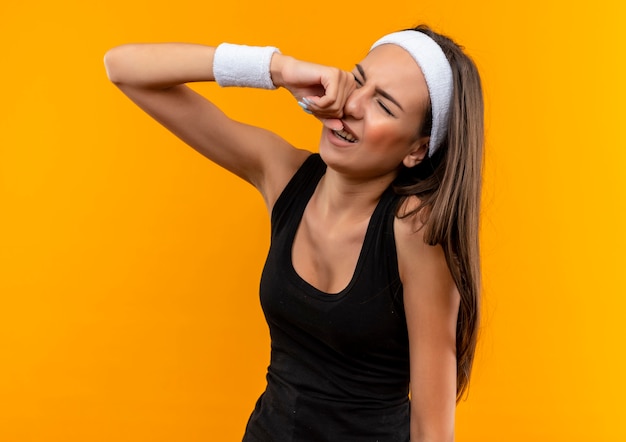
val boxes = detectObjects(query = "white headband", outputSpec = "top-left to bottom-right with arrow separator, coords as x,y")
370,31 -> 453,157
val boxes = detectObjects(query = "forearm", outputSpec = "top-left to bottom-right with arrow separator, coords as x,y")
104,39 -> 351,127
103,43 -> 217,88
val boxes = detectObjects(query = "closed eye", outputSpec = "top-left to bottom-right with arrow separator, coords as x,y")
377,100 -> 395,117
354,65 -> 399,118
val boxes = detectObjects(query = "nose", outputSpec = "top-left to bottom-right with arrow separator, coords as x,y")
343,86 -> 366,120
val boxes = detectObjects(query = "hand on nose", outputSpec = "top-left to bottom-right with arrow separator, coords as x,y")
297,68 -> 355,120
296,98 -> 343,130
342,85 -> 364,120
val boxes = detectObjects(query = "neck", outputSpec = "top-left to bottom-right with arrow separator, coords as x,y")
314,168 -> 396,222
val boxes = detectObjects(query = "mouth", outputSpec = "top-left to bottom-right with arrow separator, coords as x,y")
331,124 -> 358,143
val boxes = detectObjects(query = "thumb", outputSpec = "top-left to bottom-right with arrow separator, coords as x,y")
321,118 -> 343,131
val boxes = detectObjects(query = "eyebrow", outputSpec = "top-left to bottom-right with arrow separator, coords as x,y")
356,64 -> 404,111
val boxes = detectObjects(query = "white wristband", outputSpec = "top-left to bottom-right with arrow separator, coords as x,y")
213,43 -> 281,90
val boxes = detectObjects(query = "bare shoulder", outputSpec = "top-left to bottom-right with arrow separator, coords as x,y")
393,196 -> 456,296
393,196 -> 435,271
260,145 -> 311,212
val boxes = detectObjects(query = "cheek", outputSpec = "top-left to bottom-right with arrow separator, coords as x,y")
366,120 -> 414,151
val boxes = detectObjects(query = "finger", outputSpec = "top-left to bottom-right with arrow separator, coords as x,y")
295,100 -> 342,130
297,100 -> 342,130
314,68 -> 343,111
297,100 -> 313,114
316,70 -> 355,118
321,118 -> 343,131
300,96 -> 335,119
301,97 -> 332,119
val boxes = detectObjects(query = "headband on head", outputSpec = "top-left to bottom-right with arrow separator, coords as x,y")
370,30 -> 453,157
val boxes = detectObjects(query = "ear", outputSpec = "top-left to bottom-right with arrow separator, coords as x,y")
402,137 -> 429,168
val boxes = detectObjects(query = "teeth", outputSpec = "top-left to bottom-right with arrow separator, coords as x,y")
333,129 -> 357,143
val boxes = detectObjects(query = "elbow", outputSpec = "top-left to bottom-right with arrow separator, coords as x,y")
103,44 -> 134,85
103,46 -> 122,84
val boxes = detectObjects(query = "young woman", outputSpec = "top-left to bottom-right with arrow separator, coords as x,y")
104,24 -> 484,442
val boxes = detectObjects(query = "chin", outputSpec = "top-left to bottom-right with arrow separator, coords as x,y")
318,141 -> 352,174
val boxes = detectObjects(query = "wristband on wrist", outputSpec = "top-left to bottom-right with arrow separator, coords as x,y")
213,43 -> 281,89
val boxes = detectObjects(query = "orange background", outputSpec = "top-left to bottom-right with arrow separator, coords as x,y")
1,0 -> 625,440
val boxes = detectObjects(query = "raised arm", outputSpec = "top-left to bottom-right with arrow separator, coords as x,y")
103,43 -> 353,209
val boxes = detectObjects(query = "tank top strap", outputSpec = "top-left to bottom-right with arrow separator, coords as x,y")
270,153 -> 326,234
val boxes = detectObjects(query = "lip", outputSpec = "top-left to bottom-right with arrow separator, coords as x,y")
340,121 -> 358,141
327,127 -> 353,147
326,120 -> 359,147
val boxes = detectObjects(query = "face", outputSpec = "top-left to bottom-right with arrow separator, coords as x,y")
318,44 -> 431,181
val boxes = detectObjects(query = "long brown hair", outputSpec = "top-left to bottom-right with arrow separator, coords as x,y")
393,25 -> 484,402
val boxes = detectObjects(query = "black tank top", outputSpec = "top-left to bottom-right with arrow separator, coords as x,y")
244,154 -> 410,442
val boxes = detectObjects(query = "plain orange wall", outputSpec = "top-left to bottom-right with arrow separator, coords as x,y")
1,0 -> 625,440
